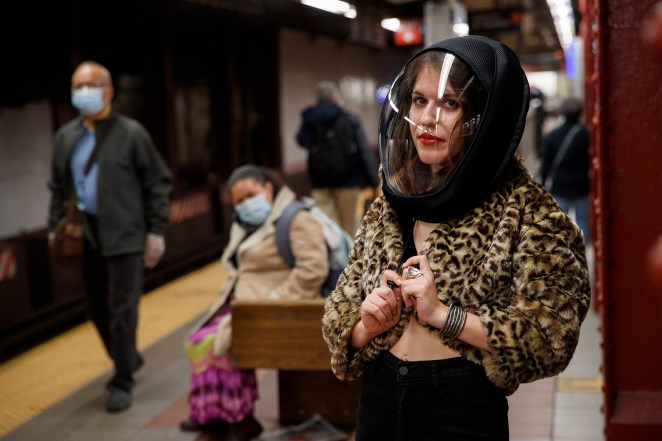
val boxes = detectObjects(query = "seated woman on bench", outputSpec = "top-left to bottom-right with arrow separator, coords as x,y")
181,164 -> 328,440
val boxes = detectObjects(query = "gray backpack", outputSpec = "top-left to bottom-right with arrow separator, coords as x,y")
275,197 -> 353,297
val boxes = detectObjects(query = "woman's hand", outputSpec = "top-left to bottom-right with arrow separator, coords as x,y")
361,269 -> 403,334
351,270 -> 403,348
399,255 -> 446,327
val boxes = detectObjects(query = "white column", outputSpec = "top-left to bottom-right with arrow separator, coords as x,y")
423,1 -> 453,47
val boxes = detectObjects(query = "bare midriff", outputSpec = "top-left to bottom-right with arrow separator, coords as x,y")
390,318 -> 460,361
389,219 -> 461,361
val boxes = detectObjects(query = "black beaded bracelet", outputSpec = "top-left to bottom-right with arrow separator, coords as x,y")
440,303 -> 467,339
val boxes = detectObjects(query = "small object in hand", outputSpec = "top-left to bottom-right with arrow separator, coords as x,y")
407,266 -> 423,278
387,280 -> 397,289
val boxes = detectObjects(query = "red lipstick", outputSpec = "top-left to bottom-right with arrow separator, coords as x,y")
417,132 -> 443,145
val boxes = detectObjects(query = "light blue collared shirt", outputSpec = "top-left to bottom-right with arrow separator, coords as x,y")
70,130 -> 99,215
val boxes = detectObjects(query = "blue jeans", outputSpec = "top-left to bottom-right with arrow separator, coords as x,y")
356,352 -> 509,441
553,195 -> 590,245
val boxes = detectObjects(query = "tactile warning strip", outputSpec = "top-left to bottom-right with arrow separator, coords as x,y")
556,376 -> 604,392
0,261 -> 224,437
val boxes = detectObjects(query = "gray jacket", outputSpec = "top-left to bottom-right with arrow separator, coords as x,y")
48,113 -> 172,257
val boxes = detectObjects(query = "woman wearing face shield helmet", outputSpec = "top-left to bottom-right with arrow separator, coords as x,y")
322,36 -> 590,440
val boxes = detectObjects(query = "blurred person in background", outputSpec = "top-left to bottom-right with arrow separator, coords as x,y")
540,97 -> 591,245
181,165 -> 328,441
296,81 -> 379,236
47,61 -> 172,413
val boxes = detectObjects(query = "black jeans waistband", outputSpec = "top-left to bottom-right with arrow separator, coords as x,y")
377,351 -> 486,383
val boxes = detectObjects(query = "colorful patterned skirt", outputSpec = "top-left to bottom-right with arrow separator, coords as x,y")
185,305 -> 259,425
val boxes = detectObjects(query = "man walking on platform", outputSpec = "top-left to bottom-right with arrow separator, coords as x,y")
47,61 -> 172,412
296,81 -> 379,236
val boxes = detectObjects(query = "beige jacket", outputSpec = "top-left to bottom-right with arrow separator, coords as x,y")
190,186 -> 329,356
222,185 -> 329,301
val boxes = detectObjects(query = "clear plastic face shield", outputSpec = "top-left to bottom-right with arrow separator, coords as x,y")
379,51 -> 483,197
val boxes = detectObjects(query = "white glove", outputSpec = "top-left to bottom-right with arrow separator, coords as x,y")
144,233 -> 165,268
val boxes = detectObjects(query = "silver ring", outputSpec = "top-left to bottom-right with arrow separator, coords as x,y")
407,267 -> 423,278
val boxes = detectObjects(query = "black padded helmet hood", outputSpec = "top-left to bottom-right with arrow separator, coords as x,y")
379,35 -> 530,222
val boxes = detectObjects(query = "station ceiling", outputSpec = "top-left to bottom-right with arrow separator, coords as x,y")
385,0 -> 574,69
195,0 -> 579,70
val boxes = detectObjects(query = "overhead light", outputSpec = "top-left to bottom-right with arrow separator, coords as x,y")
300,0 -> 357,19
453,23 -> 469,36
451,1 -> 469,37
381,18 -> 401,32
545,0 -> 575,48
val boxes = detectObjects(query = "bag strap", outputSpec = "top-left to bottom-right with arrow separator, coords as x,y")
545,123 -> 582,189
275,200 -> 311,267
65,191 -> 79,221
65,115 -> 118,234
83,114 -> 117,176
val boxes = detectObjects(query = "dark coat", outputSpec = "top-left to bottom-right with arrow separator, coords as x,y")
48,113 -> 172,257
296,102 -> 379,189
540,120 -> 590,199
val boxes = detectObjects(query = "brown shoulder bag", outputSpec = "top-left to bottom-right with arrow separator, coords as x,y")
51,115 -> 116,266
51,192 -> 85,266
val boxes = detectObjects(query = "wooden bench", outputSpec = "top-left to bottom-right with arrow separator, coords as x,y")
231,298 -> 361,426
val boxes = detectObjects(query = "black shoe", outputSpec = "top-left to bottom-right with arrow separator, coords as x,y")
180,419 -> 203,431
180,419 -> 229,432
106,387 -> 132,412
226,415 -> 263,441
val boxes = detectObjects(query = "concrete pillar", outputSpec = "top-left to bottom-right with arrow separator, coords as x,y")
423,1 -> 453,47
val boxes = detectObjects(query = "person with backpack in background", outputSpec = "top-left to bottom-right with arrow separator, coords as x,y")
540,97 -> 591,245
180,165 -> 328,440
296,81 -> 379,236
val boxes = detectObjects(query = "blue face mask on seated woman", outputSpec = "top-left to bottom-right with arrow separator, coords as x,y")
235,193 -> 272,226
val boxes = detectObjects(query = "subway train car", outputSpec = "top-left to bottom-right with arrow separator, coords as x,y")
0,0 -> 660,440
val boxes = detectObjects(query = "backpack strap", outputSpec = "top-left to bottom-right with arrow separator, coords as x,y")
275,200 -> 309,267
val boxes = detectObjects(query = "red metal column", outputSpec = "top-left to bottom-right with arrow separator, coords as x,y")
587,0 -> 662,439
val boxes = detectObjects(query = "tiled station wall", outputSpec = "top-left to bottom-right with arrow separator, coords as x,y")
0,100 -> 53,239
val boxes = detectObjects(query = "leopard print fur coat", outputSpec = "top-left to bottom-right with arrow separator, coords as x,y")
322,157 -> 591,395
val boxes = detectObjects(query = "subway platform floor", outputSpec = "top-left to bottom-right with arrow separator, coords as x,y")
0,262 -> 604,441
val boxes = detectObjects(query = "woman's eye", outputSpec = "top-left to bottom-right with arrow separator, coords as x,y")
442,98 -> 459,109
413,96 -> 427,105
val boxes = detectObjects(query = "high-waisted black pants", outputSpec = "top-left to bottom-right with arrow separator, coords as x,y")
355,351 -> 509,441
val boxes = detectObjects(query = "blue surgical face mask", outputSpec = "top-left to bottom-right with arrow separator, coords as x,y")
235,193 -> 272,226
71,87 -> 105,115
